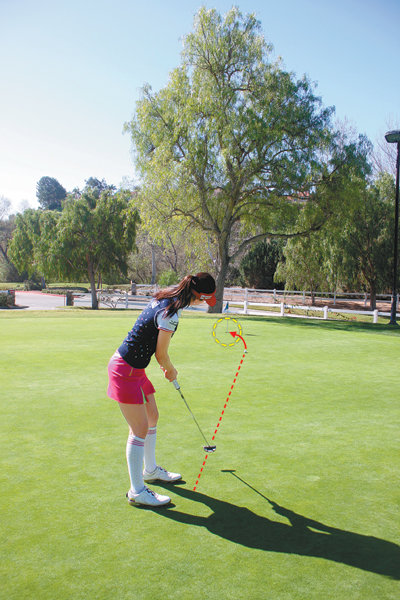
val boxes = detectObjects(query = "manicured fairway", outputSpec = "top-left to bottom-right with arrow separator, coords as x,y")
1,309 -> 399,599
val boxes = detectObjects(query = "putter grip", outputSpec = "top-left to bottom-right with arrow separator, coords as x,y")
172,379 -> 180,390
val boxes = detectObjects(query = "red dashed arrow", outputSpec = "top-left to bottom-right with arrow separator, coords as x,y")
193,340 -> 247,491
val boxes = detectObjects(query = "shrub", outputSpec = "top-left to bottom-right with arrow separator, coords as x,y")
24,280 -> 42,291
0,291 -> 15,307
225,265 -> 243,287
41,286 -> 89,294
240,240 -> 285,289
158,270 -> 179,287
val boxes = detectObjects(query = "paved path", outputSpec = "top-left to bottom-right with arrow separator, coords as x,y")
12,291 -> 207,312
11,291 -> 158,311
14,291 -> 67,310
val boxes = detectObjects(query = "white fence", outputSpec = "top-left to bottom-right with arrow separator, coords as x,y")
223,287 -> 399,323
73,285 -> 399,323
224,287 -> 399,306
231,300 -> 384,323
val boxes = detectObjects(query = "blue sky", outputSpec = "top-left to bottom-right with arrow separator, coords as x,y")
1,0 -> 399,213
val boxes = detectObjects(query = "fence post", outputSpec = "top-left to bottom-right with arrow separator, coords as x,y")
280,302 -> 284,316
125,292 -> 129,309
333,291 -> 336,306
244,288 -> 248,314
323,306 -> 328,320
303,291 -> 305,303
364,293 -> 367,307
273,288 -> 276,302
373,309 -> 378,324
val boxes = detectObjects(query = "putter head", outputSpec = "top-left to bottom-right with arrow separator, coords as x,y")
203,445 -> 216,453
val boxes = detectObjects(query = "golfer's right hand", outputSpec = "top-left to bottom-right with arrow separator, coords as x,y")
162,366 -> 178,382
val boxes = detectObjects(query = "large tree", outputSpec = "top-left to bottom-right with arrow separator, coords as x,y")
126,7 -> 367,311
338,172 -> 397,308
8,208 -> 59,281
276,172 -> 396,309
9,189 -> 139,308
36,176 -> 67,211
275,231 -> 334,305
372,120 -> 399,178
51,189 -> 140,308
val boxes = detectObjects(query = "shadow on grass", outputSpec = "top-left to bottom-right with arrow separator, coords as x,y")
155,472 -> 400,580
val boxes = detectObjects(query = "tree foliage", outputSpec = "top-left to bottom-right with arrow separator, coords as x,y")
371,120 -> 399,178
125,7 -> 369,311
36,176 -> 67,211
0,196 -> 11,220
338,172 -> 397,308
275,232 -> 333,305
0,198 -> 20,281
9,188 -> 140,308
128,219 -> 214,285
9,209 -> 59,279
52,189 -> 139,307
276,172 -> 397,308
84,177 -> 116,195
239,239 -> 284,289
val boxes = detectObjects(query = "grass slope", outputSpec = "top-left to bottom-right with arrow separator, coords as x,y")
1,310 -> 399,599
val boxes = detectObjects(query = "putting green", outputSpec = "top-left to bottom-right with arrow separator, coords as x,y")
1,310 -> 399,599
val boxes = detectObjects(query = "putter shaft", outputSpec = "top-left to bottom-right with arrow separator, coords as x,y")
172,380 -> 215,449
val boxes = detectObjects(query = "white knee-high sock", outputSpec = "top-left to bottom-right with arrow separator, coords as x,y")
144,427 -> 157,473
126,434 -> 145,494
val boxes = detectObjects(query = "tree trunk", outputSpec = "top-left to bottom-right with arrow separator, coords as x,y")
87,260 -> 98,310
0,244 -> 20,280
208,252 -> 229,313
369,285 -> 377,310
151,244 -> 156,285
0,245 -> 10,263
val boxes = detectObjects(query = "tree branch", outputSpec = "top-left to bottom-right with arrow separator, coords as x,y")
230,222 -> 326,261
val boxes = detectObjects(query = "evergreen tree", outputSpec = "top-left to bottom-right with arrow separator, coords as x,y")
36,176 -> 67,211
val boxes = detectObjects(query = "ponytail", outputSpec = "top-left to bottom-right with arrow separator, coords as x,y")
154,275 -> 194,317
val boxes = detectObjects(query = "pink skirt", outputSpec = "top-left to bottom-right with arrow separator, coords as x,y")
107,352 -> 155,404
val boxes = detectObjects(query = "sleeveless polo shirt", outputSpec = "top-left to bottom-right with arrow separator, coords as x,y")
118,298 -> 180,368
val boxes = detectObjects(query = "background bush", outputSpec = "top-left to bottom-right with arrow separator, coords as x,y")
0,291 -> 15,307
158,269 -> 180,287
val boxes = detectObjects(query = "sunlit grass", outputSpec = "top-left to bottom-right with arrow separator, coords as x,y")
1,311 -> 399,599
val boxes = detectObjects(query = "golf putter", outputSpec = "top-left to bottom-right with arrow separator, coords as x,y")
172,380 -> 216,453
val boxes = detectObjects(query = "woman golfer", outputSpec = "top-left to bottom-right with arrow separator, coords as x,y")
107,272 -> 216,507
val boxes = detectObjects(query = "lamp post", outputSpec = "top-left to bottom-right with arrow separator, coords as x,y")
384,130 -> 400,325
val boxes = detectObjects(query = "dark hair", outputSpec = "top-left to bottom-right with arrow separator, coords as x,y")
154,273 -> 215,317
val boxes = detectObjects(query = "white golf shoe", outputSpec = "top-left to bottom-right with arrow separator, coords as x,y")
143,465 -> 182,483
126,486 -> 171,507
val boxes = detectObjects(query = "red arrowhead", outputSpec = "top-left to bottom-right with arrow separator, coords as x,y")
229,331 -> 247,350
